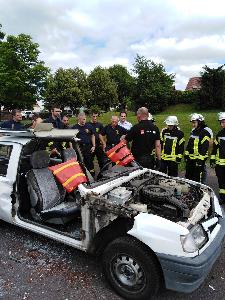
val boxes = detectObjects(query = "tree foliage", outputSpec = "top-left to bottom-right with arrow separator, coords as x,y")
45,67 -> 90,110
108,64 -> 134,110
88,66 -> 118,111
173,90 -> 199,105
0,24 -> 5,41
199,65 -> 225,109
132,55 -> 175,113
0,29 -> 49,110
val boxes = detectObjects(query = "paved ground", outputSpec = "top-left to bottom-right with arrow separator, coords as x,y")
0,167 -> 224,300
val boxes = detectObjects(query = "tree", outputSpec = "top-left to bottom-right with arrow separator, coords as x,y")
88,66 -> 118,111
108,64 -> 135,110
132,55 -> 175,113
199,65 -> 225,109
0,30 -> 49,110
0,24 -> 5,41
173,90 -> 199,105
45,67 -> 90,111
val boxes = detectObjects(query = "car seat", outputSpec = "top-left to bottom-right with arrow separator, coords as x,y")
27,150 -> 80,224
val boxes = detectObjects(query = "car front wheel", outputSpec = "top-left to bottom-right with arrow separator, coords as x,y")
102,236 -> 161,300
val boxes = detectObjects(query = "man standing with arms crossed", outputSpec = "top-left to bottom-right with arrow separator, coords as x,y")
124,107 -> 161,169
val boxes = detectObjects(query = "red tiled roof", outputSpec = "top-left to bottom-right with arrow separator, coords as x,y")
185,77 -> 201,91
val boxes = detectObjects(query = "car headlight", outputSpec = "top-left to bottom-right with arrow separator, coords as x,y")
180,225 -> 208,253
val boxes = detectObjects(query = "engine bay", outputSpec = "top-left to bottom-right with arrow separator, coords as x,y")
101,171 -> 211,223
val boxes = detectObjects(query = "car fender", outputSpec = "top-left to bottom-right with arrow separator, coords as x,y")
128,213 -> 198,257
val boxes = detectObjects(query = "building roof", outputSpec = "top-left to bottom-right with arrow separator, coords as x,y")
185,77 -> 202,91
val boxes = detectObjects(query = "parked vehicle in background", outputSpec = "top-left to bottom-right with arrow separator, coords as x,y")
21,110 -> 34,120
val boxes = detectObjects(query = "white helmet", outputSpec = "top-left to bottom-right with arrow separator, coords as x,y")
165,116 -> 179,126
148,113 -> 153,120
218,112 -> 225,121
190,113 -> 204,122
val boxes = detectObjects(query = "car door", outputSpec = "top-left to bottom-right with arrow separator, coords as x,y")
0,142 -> 21,222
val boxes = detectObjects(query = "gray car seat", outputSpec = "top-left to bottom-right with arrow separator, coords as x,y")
61,148 -> 77,161
27,150 -> 80,224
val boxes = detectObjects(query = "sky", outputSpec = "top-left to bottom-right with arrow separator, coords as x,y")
1,0 -> 225,90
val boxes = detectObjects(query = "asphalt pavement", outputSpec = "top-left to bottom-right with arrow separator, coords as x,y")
0,166 -> 224,300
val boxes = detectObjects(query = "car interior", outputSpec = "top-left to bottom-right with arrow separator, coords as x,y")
17,138 -> 90,240
16,137 -> 141,239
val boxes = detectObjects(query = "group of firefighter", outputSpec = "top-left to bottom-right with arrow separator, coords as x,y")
1,106 -> 225,205
47,106 -> 225,205
155,111 -> 225,205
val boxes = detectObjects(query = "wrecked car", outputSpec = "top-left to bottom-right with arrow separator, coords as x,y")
0,125 -> 224,300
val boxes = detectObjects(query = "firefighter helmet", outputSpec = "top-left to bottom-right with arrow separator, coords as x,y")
148,113 -> 153,120
218,112 -> 225,121
165,116 -> 179,126
148,113 -> 155,122
190,113 -> 204,122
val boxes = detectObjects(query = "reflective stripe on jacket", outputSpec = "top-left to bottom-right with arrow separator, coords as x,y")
185,127 -> 210,161
211,129 -> 225,166
161,127 -> 185,161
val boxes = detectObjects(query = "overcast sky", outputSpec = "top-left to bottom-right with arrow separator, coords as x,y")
1,0 -> 225,90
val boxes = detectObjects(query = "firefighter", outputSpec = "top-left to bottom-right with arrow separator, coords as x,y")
160,116 -> 185,177
99,116 -> 127,152
44,105 -> 62,129
87,112 -> 105,170
210,112 -> 225,204
72,112 -> 96,177
124,107 -> 161,169
185,113 -> 211,183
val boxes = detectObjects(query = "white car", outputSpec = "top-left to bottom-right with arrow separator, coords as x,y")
0,125 -> 224,300
21,110 -> 34,120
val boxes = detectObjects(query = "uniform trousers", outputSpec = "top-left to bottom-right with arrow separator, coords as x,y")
161,160 -> 178,177
135,155 -> 155,169
92,145 -> 105,170
79,144 -> 95,176
215,166 -> 225,204
185,159 -> 205,183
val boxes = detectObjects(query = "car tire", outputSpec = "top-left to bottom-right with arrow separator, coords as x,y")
102,236 -> 161,300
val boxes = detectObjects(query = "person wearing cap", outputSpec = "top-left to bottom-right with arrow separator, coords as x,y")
210,112 -> 225,205
124,107 -> 161,169
118,111 -> 132,130
185,113 -> 211,183
160,116 -> 185,177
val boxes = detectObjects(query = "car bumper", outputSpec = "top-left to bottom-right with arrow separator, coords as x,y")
156,216 -> 225,293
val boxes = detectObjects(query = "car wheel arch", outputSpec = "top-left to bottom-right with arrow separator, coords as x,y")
87,217 -> 134,256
